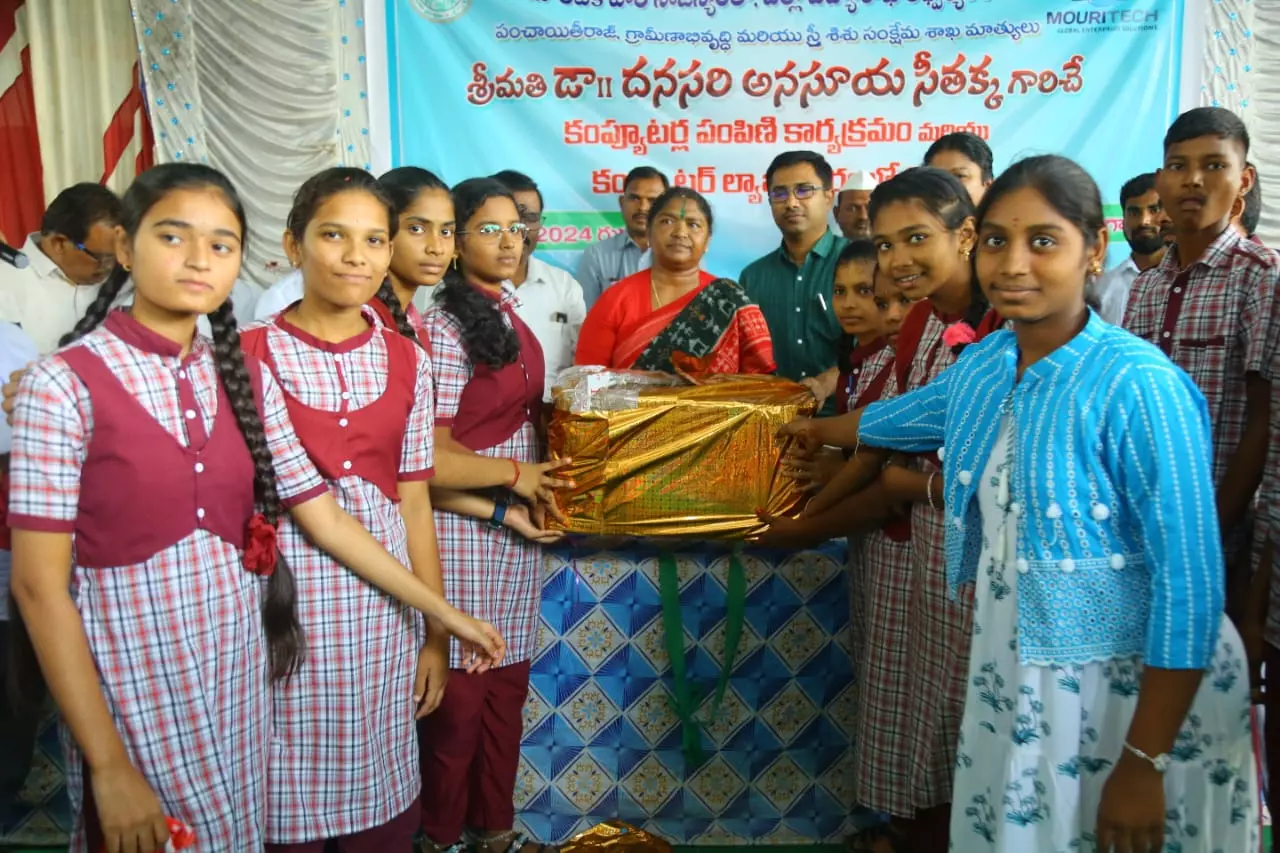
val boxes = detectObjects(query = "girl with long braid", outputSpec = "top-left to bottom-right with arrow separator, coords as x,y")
7,163 -> 502,853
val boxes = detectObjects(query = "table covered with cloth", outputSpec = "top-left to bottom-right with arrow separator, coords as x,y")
512,539 -> 874,846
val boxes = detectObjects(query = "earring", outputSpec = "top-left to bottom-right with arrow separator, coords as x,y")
961,248 -> 971,261
1089,262 -> 1102,277
122,264 -> 131,273
451,257 -> 459,271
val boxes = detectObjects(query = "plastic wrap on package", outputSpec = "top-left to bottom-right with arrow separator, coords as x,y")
547,369 -> 817,539
558,820 -> 672,852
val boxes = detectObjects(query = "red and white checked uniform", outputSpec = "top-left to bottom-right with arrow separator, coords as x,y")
8,315 -> 325,852
884,307 -> 976,813
423,298 -> 542,668
841,341 -> 921,817
1124,227 -> 1278,560
244,311 -> 435,842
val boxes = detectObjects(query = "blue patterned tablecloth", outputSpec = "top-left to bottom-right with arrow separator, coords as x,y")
514,540 -> 870,846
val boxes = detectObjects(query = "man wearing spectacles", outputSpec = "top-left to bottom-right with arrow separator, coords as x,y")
739,151 -> 847,410
0,182 -> 122,353
491,170 -> 587,403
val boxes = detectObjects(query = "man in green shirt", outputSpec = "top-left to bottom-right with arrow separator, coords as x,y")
739,151 -> 847,407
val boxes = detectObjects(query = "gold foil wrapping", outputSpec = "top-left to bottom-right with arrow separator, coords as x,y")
548,370 -> 816,539
558,820 -> 672,852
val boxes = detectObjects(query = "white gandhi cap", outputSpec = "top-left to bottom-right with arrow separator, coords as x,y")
840,170 -> 880,192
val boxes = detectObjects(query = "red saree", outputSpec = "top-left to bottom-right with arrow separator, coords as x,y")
575,270 -> 775,374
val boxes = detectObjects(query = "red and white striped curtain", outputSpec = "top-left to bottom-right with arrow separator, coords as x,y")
0,0 -> 152,242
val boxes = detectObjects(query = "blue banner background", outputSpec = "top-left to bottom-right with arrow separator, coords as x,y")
385,0 -> 1184,278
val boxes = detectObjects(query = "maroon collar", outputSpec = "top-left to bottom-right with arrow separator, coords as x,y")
849,336 -> 889,368
104,309 -> 206,361
274,304 -> 378,353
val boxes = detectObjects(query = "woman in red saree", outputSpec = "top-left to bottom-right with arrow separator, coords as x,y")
575,187 -> 776,374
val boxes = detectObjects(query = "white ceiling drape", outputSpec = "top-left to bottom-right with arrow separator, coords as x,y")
130,0 -> 372,291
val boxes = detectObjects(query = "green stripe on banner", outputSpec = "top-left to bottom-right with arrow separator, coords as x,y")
658,551 -> 746,767
539,211 -> 624,252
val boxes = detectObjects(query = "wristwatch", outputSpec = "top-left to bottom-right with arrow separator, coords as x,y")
1123,740 -> 1171,773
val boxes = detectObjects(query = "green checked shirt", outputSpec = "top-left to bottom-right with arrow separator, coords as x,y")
739,229 -> 847,384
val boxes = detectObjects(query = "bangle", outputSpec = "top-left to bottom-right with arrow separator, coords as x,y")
926,472 -> 938,510
509,459 -> 521,490
1122,740 -> 1171,773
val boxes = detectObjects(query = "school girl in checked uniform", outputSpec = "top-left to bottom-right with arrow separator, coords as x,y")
417,177 -> 557,853
6,164 -> 498,853
239,168 -> 505,853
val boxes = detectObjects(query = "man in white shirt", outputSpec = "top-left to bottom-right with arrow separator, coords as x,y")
1092,172 -> 1168,325
253,268 -> 305,321
0,184 -> 123,354
0,320 -> 43,809
575,166 -> 665,309
492,171 -> 588,401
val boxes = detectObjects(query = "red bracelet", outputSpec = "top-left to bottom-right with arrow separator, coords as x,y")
509,459 -> 521,489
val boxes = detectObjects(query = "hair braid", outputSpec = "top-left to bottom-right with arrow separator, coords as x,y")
59,267 -> 132,347
207,302 -> 306,679
374,278 -> 420,344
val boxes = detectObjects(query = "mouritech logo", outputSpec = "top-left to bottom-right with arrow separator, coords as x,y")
410,0 -> 471,23
1048,3 -> 1157,30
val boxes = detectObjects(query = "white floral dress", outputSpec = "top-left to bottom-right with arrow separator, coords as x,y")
950,416 -> 1260,853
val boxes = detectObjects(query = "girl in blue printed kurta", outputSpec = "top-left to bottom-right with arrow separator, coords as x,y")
783,155 -> 1257,852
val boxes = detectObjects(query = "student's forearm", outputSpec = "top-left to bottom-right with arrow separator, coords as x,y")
808,449 -> 884,510
890,468 -> 941,508
808,408 -> 865,449
797,481 -> 897,541
291,494 -> 458,621
433,442 -> 518,491
428,486 -> 498,521
1124,667 -> 1204,759
1217,429 -> 1268,531
400,482 -> 447,637
10,532 -> 130,771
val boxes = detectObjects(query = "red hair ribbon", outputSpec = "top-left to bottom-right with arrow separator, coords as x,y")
941,322 -> 977,348
243,513 -> 279,577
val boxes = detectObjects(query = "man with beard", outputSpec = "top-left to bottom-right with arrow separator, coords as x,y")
740,150 -> 846,409
833,170 -> 878,240
576,165 -> 667,309
1094,172 -> 1167,324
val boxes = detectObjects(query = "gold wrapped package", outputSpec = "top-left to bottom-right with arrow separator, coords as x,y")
548,368 -> 817,539
558,820 -> 672,852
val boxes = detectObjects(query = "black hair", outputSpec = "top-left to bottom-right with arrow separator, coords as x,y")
624,166 -> 670,191
765,150 -> 835,190
41,183 -> 124,243
870,167 -> 985,350
1242,161 -> 1262,237
924,132 -> 995,182
490,169 -> 544,210
833,239 -> 879,371
1118,172 -> 1158,209
836,238 -> 877,268
56,163 -> 305,681
375,166 -> 451,343
287,166 -> 396,243
976,155 -> 1107,310
1164,106 -> 1250,156
646,186 -> 715,234
440,178 -> 521,368
976,155 -> 1106,249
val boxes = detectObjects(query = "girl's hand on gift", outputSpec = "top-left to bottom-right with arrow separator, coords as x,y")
784,446 -> 844,491
515,457 -> 575,510
755,510 -> 820,550
507,502 -> 565,544
777,417 -> 823,459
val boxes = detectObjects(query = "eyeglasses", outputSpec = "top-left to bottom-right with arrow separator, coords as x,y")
458,223 -> 529,241
767,184 -> 822,204
75,241 -> 116,268
517,207 -> 544,227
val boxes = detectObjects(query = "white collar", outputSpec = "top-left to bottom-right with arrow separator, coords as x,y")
21,233 -> 72,284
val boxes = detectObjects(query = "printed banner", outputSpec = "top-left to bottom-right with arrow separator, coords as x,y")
385,0 -> 1185,277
